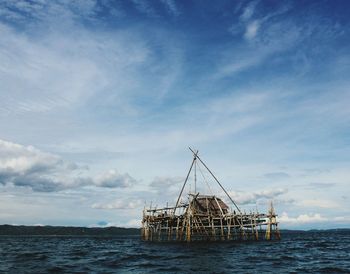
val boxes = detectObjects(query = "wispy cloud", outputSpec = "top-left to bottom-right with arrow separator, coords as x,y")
239,0 -> 259,22
219,21 -> 302,77
0,21 -> 158,116
244,20 -> 260,40
160,0 -> 180,16
0,0 -> 100,24
0,1 -> 186,119
131,0 -> 158,17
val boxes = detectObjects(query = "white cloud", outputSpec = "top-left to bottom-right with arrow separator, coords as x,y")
0,139 -> 63,173
244,20 -> 260,40
279,212 -> 328,224
300,199 -> 340,209
92,199 -> 142,210
0,139 -> 136,192
228,188 -> 288,205
95,169 -> 136,188
333,216 -> 350,222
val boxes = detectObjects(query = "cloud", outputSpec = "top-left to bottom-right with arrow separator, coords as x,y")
0,1 -> 349,229
307,182 -> 336,188
0,139 -> 62,172
223,2 -> 298,77
299,199 -> 340,209
0,21 -> 154,116
302,168 -> 330,175
0,139 -> 136,192
92,199 -> 142,210
228,188 -> 288,205
232,1 -> 260,40
0,0 -> 100,24
131,0 -> 158,17
333,216 -> 350,223
95,169 -> 136,188
147,176 -> 185,204
220,19 -> 303,77
133,91 -> 271,149
239,1 -> 259,22
11,175 -> 65,192
0,3 -> 184,119
150,176 -> 183,188
160,0 -> 180,16
264,172 -> 290,180
279,212 -> 328,224
244,20 -> 260,40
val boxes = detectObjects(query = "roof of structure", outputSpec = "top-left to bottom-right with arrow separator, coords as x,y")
193,196 -> 229,212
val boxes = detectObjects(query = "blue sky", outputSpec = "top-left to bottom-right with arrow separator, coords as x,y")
0,0 -> 349,229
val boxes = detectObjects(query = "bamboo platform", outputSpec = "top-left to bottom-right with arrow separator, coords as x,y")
141,149 -> 280,242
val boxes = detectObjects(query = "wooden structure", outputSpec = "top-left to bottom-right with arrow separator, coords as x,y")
141,148 -> 280,242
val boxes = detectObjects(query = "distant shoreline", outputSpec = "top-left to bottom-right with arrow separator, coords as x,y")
0,224 -> 349,236
0,224 -> 140,236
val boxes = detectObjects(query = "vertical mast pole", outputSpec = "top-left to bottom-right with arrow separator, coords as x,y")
173,151 -> 198,216
189,147 -> 242,214
194,150 -> 198,194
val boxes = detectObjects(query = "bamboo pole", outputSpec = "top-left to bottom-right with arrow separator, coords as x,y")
173,151 -> 198,216
176,217 -> 180,241
211,216 -> 216,241
189,147 -> 241,214
220,218 -> 224,240
227,216 -> 231,240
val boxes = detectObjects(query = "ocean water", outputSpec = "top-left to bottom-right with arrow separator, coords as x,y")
0,231 -> 349,273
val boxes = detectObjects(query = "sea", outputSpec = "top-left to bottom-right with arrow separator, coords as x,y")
0,230 -> 349,273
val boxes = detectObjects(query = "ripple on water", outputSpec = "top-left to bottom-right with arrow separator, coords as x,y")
0,232 -> 349,273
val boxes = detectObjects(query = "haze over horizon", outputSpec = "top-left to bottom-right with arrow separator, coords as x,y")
0,0 -> 349,230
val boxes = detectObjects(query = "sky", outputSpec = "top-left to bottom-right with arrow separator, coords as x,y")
0,0 -> 349,229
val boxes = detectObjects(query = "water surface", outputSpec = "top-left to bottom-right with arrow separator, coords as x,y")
1,231 -> 349,273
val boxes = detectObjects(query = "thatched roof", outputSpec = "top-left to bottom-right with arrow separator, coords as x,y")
193,196 -> 229,214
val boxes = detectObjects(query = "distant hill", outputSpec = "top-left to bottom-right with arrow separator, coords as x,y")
1,225 -> 348,236
0,225 -> 140,236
